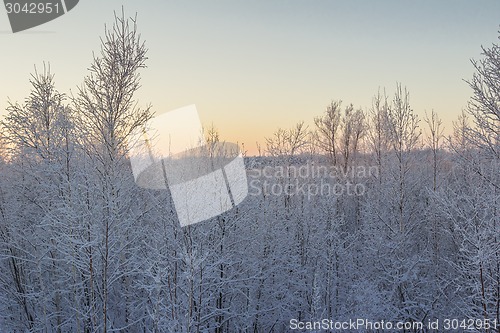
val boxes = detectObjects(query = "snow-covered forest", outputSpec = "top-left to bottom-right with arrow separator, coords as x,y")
0,13 -> 498,333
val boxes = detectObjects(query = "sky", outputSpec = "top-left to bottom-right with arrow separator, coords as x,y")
1,0 -> 499,155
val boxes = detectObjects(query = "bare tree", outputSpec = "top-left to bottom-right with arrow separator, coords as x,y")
265,121 -> 309,158
2,65 -> 69,160
460,32 -> 500,327
339,105 -> 365,172
466,40 -> 500,156
1,66 -> 73,332
72,10 -> 152,333
314,100 -> 342,165
367,90 -> 390,182
386,83 -> 421,232
464,34 -> 500,189
424,110 -> 444,191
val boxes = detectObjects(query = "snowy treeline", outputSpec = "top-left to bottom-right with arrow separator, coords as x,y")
0,14 -> 498,333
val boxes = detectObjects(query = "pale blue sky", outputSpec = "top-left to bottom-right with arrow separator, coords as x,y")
1,1 -> 499,154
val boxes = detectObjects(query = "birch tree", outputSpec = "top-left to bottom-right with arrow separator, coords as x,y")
0,66 -> 73,332
72,10 -> 151,332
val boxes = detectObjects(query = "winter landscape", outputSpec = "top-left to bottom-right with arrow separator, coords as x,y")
0,2 -> 499,333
